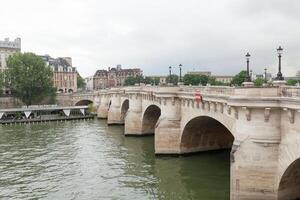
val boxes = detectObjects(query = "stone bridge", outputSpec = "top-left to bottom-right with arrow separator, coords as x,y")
59,86 -> 300,200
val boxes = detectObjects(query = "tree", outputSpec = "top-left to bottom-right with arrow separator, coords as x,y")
199,75 -> 209,85
6,52 -> 56,105
124,76 -> 137,86
183,74 -> 209,86
287,79 -> 298,86
183,74 -> 199,85
153,77 -> 160,85
167,74 -> 178,85
231,70 -> 247,86
77,73 -> 86,89
254,78 -> 264,86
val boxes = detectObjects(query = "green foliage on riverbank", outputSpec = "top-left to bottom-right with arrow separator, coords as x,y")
6,52 -> 56,105
287,79 -> 298,86
231,71 -> 247,86
77,74 -> 86,89
253,78 -> 264,86
124,76 -> 160,86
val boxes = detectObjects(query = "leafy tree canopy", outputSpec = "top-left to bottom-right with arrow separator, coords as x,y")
77,73 -> 86,89
286,79 -> 298,86
124,76 -> 139,86
207,76 -> 229,86
254,78 -> 264,86
231,70 -> 247,86
6,52 -> 56,105
183,74 -> 209,86
124,76 -> 160,86
167,74 -> 179,85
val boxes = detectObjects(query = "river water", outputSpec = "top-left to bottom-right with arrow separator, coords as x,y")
0,119 -> 230,200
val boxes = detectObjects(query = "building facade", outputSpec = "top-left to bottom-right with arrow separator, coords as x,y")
0,38 -> 21,72
187,71 -> 212,76
41,55 -> 77,93
214,75 -> 233,84
93,65 -> 142,89
0,38 -> 21,94
85,75 -> 94,91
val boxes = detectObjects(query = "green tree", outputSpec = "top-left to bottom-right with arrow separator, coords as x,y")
207,76 -> 216,85
183,74 -> 209,86
231,70 -> 247,86
144,76 -> 160,85
199,75 -> 209,85
77,73 -> 86,89
254,78 -> 264,86
124,76 -> 137,86
6,52 -> 56,105
167,74 -> 178,85
183,74 -> 200,85
286,79 -> 298,86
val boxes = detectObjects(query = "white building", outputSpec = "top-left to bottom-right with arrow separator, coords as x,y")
0,38 -> 21,71
85,75 -> 94,91
0,38 -> 21,94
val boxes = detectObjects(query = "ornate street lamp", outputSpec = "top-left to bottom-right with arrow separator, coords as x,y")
264,68 -> 267,83
276,46 -> 284,80
245,52 -> 251,82
179,64 -> 182,82
168,66 -> 172,84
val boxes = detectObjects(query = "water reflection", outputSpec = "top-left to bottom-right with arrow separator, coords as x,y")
0,119 -> 229,200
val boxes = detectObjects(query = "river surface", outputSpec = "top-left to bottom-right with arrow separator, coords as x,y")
0,119 -> 230,200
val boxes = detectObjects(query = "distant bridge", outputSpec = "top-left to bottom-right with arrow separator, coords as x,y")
57,86 -> 300,200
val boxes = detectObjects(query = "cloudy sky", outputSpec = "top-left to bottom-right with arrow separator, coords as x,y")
1,0 -> 299,77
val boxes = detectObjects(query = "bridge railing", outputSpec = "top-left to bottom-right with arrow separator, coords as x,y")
281,86 -> 300,98
179,86 -> 234,96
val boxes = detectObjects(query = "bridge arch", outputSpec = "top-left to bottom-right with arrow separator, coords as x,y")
180,116 -> 234,154
142,104 -> 161,134
278,158 -> 300,200
75,99 -> 93,106
120,99 -> 129,122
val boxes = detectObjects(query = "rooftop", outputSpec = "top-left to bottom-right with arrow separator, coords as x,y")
0,38 -> 21,50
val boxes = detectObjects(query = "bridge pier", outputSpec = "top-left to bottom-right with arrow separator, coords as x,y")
124,94 -> 143,135
97,95 -> 109,119
230,108 -> 281,200
107,94 -> 123,125
155,97 -> 181,154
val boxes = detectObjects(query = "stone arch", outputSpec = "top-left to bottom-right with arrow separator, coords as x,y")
75,99 -> 93,106
68,89 -> 73,93
180,116 -> 234,154
278,158 -> 300,200
120,99 -> 129,122
142,104 -> 161,134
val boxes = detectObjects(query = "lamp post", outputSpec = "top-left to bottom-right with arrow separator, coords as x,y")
179,64 -> 182,82
168,66 -> 172,84
276,46 -> 284,80
264,68 -> 267,83
245,52 -> 251,82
